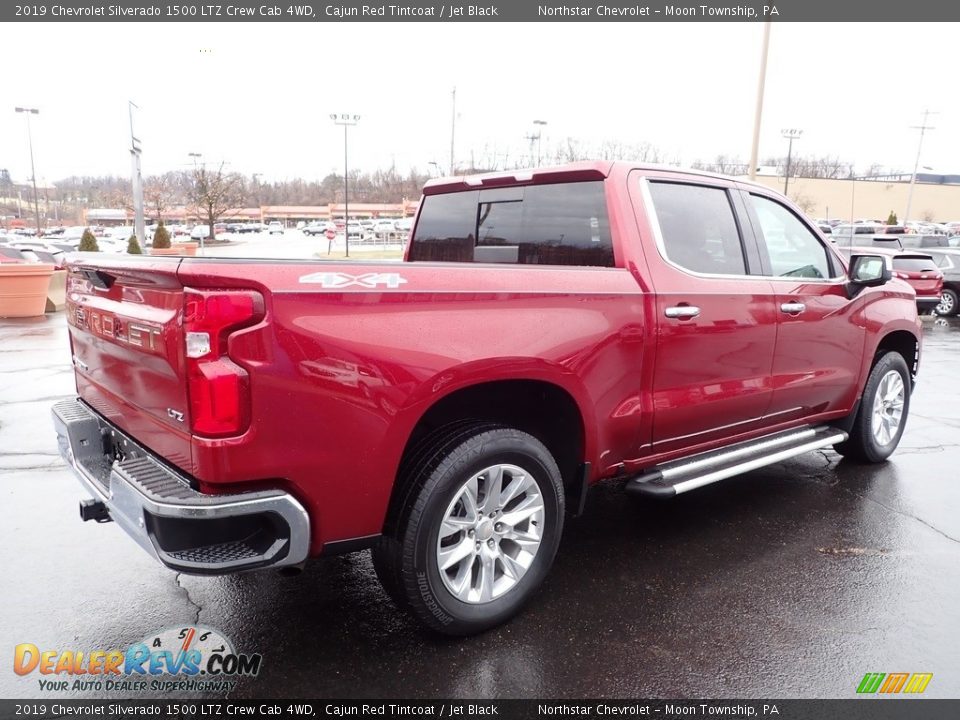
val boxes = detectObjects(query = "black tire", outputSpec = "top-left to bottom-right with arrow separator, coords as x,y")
936,288 -> 959,317
374,424 -> 564,635
373,420 -> 498,610
834,352 -> 911,463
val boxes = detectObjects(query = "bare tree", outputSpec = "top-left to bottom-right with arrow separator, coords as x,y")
692,155 -> 749,175
144,175 -> 176,222
187,163 -> 245,241
789,191 -> 817,214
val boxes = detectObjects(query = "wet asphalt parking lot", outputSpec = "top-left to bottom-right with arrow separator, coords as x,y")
2,312 -> 959,700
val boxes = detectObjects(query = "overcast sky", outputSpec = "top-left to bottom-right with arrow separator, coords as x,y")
3,22 -> 957,184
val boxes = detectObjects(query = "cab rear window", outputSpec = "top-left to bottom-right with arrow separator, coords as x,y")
409,181 -> 614,267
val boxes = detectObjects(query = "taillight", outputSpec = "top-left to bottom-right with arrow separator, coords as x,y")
183,289 -> 264,437
893,271 -> 909,279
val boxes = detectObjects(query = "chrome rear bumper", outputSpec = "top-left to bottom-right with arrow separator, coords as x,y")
52,398 -> 310,575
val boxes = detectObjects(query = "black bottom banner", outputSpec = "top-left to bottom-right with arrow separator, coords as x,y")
1,700 -> 958,720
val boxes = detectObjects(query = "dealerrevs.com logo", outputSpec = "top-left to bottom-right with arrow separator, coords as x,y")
856,672 -> 933,694
13,626 -> 261,694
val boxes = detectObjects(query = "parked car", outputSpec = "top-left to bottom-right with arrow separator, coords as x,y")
54,162 -> 920,635
190,225 -> 210,241
830,223 -> 880,246
268,221 -> 284,235
0,247 -> 27,261
839,246 -> 943,312
919,248 -> 960,316
94,237 -> 128,254
372,219 -> 399,237
12,240 -> 69,257
303,222 -> 336,236
346,222 -> 365,241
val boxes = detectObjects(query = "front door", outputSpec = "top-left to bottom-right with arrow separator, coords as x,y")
742,189 -> 865,422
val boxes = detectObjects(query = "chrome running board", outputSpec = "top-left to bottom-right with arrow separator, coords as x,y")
625,426 -> 847,498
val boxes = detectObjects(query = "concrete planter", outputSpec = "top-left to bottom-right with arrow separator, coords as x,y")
46,269 -> 67,312
0,263 -> 55,318
149,242 -> 199,257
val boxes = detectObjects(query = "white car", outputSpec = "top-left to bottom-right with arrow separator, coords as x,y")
190,225 -> 210,241
268,221 -> 284,235
346,223 -> 365,241
372,220 -> 398,237
96,237 -> 128,254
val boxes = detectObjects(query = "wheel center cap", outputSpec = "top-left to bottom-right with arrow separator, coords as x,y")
476,519 -> 494,541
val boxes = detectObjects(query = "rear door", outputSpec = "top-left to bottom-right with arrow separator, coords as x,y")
742,190 -> 865,422
65,257 -> 193,471
636,174 -> 778,453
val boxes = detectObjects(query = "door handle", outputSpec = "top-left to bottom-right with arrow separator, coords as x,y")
780,302 -> 806,314
664,305 -> 701,319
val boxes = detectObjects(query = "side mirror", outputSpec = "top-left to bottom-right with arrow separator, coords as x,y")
846,254 -> 892,297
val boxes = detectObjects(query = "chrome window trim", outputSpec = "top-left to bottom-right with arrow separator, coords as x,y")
639,176 -> 845,285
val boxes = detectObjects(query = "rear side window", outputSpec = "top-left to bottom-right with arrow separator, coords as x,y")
647,181 -> 747,275
893,257 -> 938,272
409,181 -> 614,267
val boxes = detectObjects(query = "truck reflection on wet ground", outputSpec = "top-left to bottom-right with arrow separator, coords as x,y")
1,315 -> 958,698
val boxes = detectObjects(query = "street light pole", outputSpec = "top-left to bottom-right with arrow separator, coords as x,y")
449,87 -> 456,175
15,107 -> 42,236
331,114 -> 360,258
903,109 -> 937,226
781,128 -> 802,196
187,152 -> 205,251
129,100 -> 145,246
533,119 -> 547,166
748,21 -> 771,181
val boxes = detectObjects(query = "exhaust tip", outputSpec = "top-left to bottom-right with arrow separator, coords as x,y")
277,563 -> 305,577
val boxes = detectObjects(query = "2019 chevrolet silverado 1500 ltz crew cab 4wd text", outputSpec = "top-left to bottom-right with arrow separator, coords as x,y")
53,162 -> 921,634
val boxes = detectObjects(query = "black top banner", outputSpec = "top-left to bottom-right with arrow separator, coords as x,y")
5,0 -> 960,23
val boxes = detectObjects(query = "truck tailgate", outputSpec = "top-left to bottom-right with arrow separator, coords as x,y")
65,257 -> 194,473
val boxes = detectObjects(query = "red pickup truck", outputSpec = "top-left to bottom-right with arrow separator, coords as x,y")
53,162 -> 921,635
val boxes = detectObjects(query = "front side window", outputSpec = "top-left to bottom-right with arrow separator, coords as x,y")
409,181 -> 614,267
750,194 -> 834,279
647,181 -> 747,275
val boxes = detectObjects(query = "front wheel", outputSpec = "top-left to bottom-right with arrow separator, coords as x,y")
936,288 -> 958,317
834,352 -> 911,463
373,424 -> 565,635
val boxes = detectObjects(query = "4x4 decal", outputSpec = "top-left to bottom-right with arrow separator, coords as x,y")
298,272 -> 407,289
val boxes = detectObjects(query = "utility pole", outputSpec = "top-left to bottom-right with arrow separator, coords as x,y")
331,114 -> 360,258
129,101 -> 145,246
449,87 -> 457,175
781,128 -> 802,196
188,152 -> 203,251
748,21 -> 771,181
532,119 -> 547,166
903,109 -> 937,226
14,107 -> 42,236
